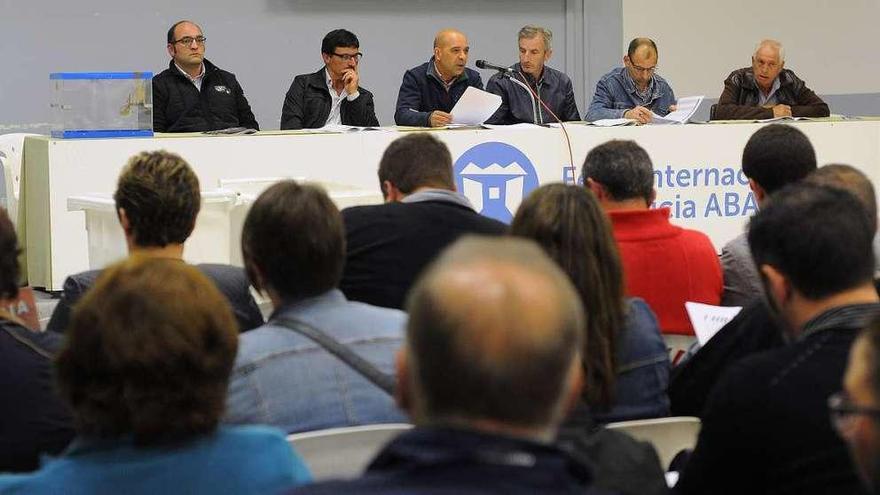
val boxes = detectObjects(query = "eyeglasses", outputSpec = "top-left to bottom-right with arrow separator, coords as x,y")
828,392 -> 880,437
173,36 -> 207,46
330,52 -> 363,62
630,62 -> 657,74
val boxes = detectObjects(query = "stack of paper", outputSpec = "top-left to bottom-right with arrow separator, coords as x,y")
651,96 -> 704,124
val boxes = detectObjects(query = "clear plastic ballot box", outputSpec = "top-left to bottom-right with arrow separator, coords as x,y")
50,72 -> 153,139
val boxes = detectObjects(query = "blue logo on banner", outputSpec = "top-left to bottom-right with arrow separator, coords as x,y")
454,142 -> 540,223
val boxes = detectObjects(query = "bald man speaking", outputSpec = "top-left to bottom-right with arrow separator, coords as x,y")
394,29 -> 484,127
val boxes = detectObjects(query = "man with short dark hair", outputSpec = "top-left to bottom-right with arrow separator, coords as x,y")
394,29 -> 484,127
721,123 -> 817,307
585,38 -> 676,123
152,20 -> 259,132
583,139 -> 721,335
290,236 -> 607,494
485,25 -> 580,125
225,181 -> 406,433
836,320 -> 880,494
46,150 -> 263,334
676,183 -> 880,494
713,40 -> 829,120
340,133 -> 506,309
670,161 -> 879,418
281,29 -> 379,129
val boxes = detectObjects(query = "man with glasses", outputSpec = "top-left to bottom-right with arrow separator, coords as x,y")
281,29 -> 379,129
153,20 -> 259,133
712,40 -> 829,120
585,38 -> 675,124
835,321 -> 880,494
675,182 -> 880,495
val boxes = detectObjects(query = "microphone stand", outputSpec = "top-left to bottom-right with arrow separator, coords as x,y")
497,69 -> 575,182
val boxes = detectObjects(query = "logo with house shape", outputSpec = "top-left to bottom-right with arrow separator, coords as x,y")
454,142 -> 540,223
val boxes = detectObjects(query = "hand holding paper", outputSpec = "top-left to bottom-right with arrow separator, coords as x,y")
449,86 -> 503,125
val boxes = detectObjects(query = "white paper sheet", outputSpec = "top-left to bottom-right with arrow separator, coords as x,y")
651,96 -> 704,124
685,301 -> 742,346
449,86 -> 503,125
590,118 -> 638,127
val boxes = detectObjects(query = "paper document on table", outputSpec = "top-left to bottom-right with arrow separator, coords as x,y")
449,86 -> 502,125
590,118 -> 637,127
651,96 -> 704,124
685,302 -> 742,346
755,115 -> 819,123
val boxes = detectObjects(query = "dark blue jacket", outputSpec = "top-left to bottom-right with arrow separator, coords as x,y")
287,427 -> 612,494
152,59 -> 259,132
394,59 -> 483,127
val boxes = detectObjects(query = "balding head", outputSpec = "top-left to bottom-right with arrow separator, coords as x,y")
433,29 -> 470,80
434,29 -> 465,49
401,236 -> 583,440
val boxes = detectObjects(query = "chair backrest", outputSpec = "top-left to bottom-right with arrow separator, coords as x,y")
0,133 -> 36,227
605,416 -> 701,470
287,423 -> 413,481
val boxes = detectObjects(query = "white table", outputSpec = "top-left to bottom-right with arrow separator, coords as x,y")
22,120 -> 880,290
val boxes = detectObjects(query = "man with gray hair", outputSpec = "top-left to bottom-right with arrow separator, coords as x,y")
583,139 -> 721,336
289,236 -> 606,494
713,39 -> 829,120
485,25 -> 580,125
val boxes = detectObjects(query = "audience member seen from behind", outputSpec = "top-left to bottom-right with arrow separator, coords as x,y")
676,183 -> 880,495
289,237 -> 607,494
340,133 -> 506,310
225,181 -> 406,433
45,150 -> 263,334
713,39 -> 830,120
511,184 -> 669,423
720,123 -> 817,307
0,257 -> 310,494
583,139 -> 722,335
511,184 -> 669,495
0,207 -> 74,473
835,319 -> 880,495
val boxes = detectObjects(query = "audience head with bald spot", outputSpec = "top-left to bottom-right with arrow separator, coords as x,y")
433,29 -> 470,82
397,236 -> 584,442
752,39 -> 785,94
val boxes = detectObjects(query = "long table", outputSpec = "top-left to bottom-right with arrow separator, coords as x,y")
22,120 -> 880,290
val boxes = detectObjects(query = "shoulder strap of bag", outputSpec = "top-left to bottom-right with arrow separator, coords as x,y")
272,316 -> 395,395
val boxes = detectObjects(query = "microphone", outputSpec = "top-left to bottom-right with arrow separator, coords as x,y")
475,60 -> 513,74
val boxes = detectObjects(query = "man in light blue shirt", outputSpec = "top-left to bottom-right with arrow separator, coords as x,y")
585,38 -> 676,123
224,181 -> 406,433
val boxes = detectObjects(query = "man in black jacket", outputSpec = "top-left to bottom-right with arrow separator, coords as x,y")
675,183 -> 878,495
152,20 -> 259,133
340,133 -> 506,310
280,29 -> 379,130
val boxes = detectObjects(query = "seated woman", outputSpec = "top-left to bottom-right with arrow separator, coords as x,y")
0,257 -> 310,494
0,207 -> 75,472
510,184 -> 670,423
